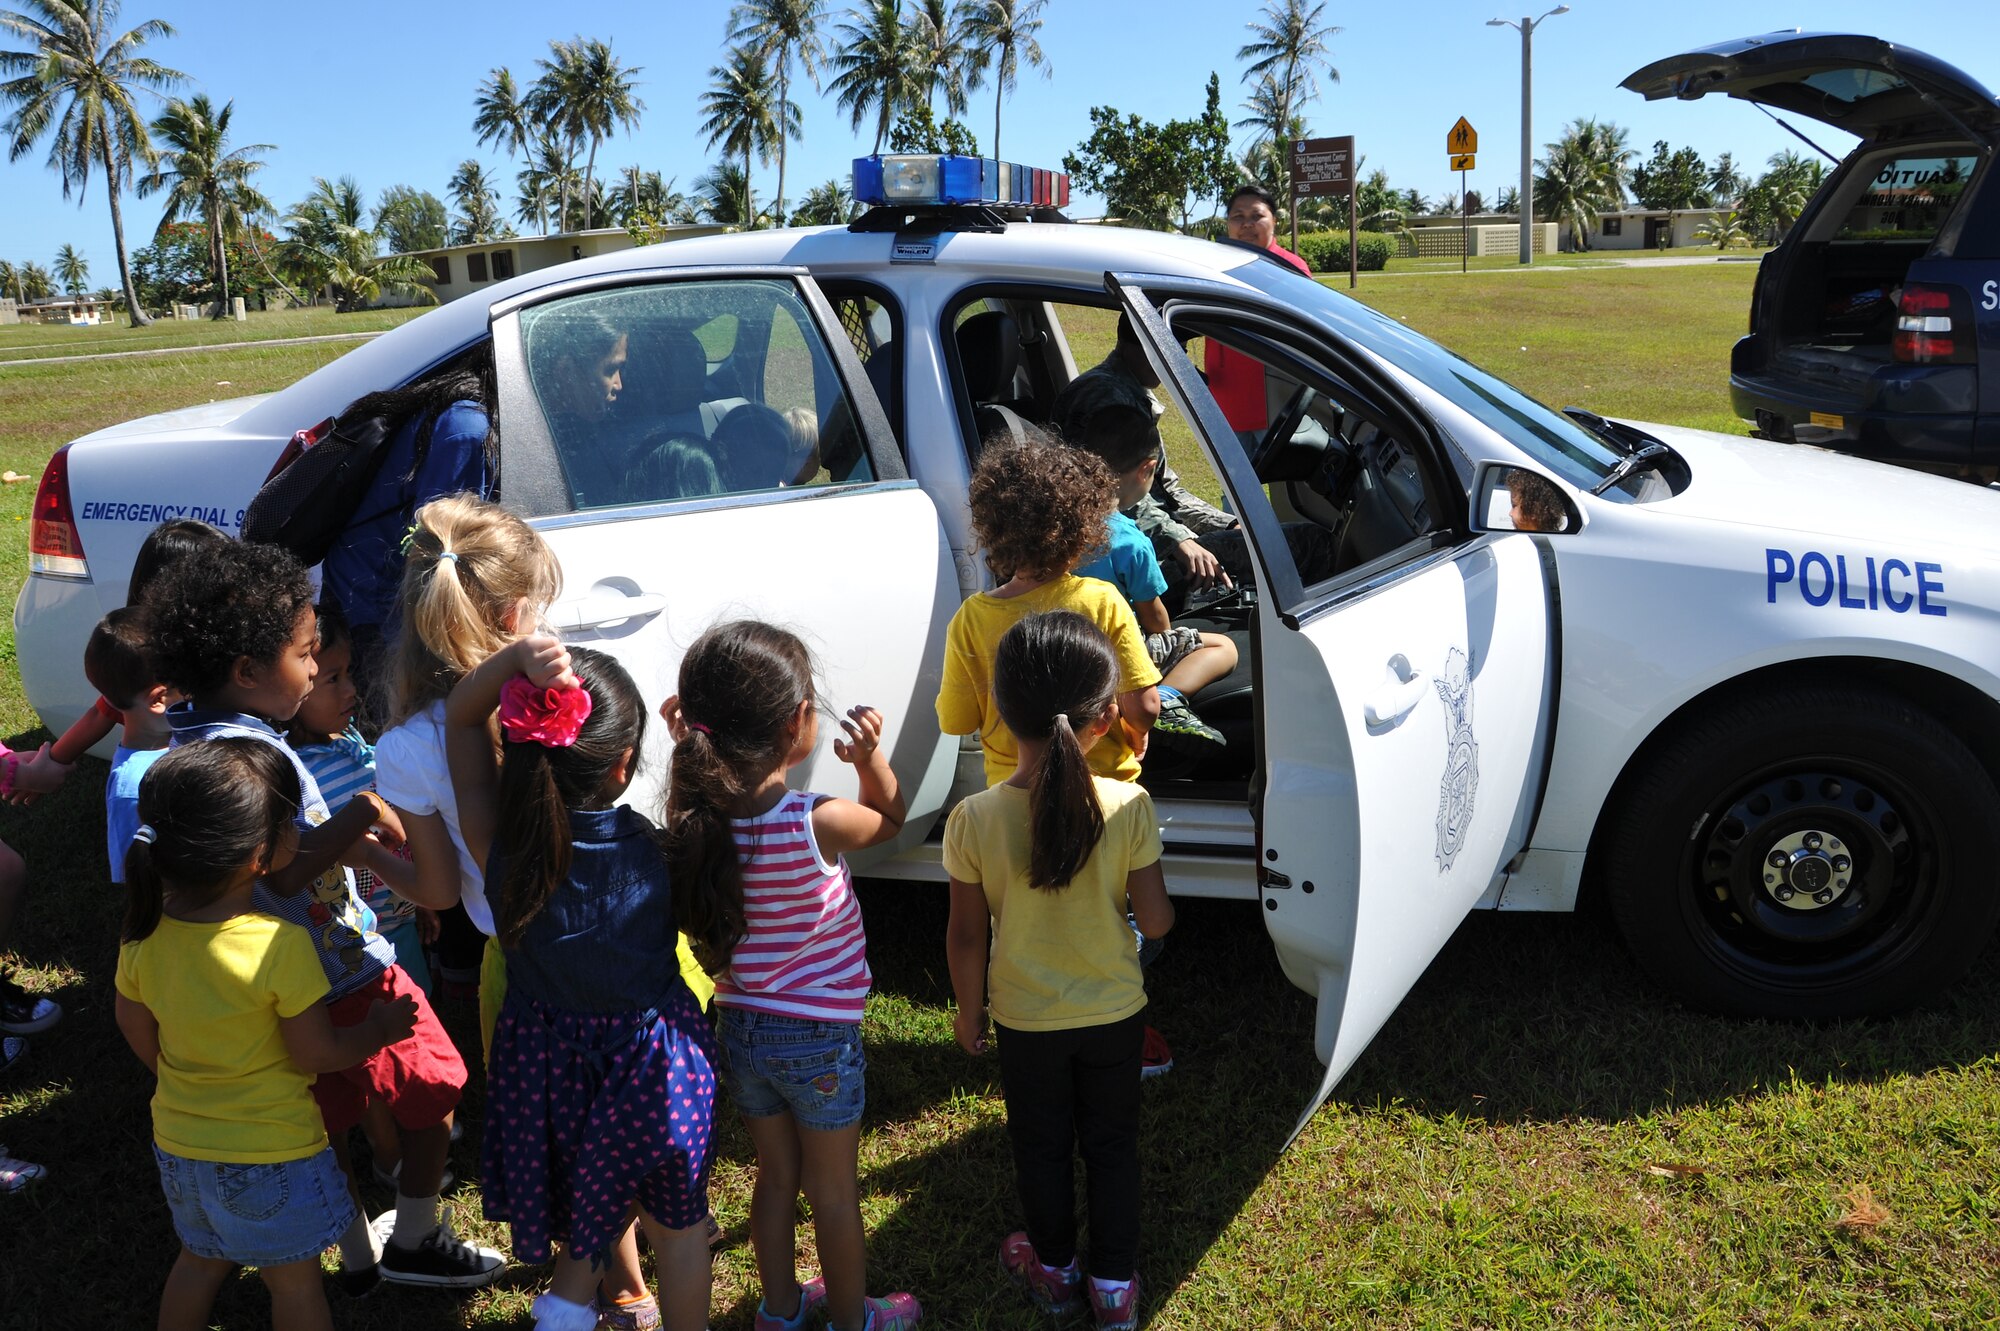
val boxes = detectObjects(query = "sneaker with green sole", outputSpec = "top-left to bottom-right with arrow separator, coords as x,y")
1153,692 -> 1224,746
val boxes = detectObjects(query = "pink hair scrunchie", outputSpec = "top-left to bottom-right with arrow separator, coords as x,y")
498,673 -> 593,748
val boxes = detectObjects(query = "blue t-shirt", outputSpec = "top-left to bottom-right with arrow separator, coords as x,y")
496,804 -> 692,1016
166,703 -> 395,1000
1075,510 -> 1169,608
106,745 -> 166,885
294,725 -> 413,927
321,400 -> 491,632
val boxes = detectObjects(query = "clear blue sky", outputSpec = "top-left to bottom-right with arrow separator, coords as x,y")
4,0 -> 1998,279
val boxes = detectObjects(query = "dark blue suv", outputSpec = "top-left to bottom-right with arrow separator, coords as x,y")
1625,34 -> 2000,474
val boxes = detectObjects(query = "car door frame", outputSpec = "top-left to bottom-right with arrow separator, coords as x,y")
488,263 -> 910,519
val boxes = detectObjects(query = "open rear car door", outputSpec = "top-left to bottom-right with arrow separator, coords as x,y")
490,265 -> 959,859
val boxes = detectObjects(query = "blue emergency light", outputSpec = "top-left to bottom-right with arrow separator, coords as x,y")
852,154 -> 1071,210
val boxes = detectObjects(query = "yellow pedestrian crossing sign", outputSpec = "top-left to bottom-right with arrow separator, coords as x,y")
1451,153 -> 1476,171
1447,117 -> 1478,155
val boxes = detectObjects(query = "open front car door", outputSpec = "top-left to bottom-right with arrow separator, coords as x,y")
1109,274 -> 1558,1139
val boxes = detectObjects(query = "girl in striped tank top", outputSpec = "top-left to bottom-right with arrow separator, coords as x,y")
663,621 -> 922,1331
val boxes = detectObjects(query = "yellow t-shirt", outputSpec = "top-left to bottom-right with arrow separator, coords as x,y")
942,776 -> 1163,1031
936,575 -> 1162,787
115,914 -> 331,1163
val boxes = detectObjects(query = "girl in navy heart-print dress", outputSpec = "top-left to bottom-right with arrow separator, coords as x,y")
441,635 -> 716,1331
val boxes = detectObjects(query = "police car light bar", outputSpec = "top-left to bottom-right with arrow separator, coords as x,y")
852,154 -> 1071,210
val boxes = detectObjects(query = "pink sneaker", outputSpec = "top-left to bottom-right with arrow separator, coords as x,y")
1089,1275 -> 1141,1330
999,1232 -> 1083,1316
754,1276 -> 825,1331
857,1291 -> 922,1330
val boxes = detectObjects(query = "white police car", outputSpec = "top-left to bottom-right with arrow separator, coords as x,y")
20,155 -> 2000,1123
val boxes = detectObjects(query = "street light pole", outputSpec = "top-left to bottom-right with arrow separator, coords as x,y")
1489,6 -> 1568,265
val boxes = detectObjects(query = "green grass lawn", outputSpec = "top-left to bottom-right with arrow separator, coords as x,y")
0,305 -> 426,362
3,269 -> 1997,1330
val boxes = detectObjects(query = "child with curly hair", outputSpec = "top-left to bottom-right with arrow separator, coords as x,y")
938,433 -> 1161,789
145,539 -> 501,1293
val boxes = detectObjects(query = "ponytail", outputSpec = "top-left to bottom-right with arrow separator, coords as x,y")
1026,711 -> 1106,890
991,611 -> 1122,890
121,739 -> 302,943
662,620 -> 818,973
490,647 -> 644,947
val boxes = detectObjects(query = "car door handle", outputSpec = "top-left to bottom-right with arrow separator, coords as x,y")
1363,655 -> 1428,727
559,590 -> 668,631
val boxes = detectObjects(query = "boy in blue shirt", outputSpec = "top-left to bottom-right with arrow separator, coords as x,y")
81,608 -> 173,885
1066,401 -> 1239,748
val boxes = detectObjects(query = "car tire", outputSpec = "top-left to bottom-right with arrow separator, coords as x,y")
1600,681 -> 2000,1019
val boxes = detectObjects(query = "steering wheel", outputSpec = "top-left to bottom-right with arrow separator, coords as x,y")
1251,384 -> 1318,480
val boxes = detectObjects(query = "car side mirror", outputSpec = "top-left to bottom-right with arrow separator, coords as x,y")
1472,462 -> 1580,535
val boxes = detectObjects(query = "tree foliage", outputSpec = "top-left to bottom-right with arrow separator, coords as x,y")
728,0 -> 827,232
135,92 -> 271,316
1534,117 -> 1636,249
788,176 -> 855,226
277,175 -> 436,311
888,100 -> 976,155
1064,76 -> 1232,232
374,184 -> 449,254
131,219 -> 274,308
961,0 -> 1048,159
1630,140 -> 1711,211
828,0 -> 922,155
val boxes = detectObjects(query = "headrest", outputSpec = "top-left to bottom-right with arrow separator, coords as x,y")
955,310 -> 1022,403
629,325 -> 707,414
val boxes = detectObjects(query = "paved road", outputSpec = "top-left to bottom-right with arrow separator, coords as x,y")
0,329 -> 384,369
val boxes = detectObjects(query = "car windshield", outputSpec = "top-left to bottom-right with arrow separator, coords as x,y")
1232,259 -> 1634,491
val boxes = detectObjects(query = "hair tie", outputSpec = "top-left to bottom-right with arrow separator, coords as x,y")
131,824 -> 157,845
437,550 -> 460,566
498,673 -> 592,747
688,722 -> 713,737
399,523 -> 421,553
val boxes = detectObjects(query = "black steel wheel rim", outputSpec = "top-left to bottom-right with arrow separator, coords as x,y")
1678,759 -> 1943,993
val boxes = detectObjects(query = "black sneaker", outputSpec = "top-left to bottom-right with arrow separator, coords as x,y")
0,1036 -> 24,1077
378,1216 -> 505,1289
1154,693 -> 1225,747
0,973 -> 60,1036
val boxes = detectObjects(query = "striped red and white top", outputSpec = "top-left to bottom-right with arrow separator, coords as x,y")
713,789 -> 872,1023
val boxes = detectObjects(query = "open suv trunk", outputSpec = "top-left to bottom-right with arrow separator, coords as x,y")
1624,34 -> 2000,472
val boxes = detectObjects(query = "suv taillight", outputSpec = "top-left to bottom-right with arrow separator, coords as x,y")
1893,282 -> 1976,365
29,446 -> 88,579
263,416 -> 335,482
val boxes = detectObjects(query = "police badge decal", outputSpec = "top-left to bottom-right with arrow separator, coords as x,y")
1434,647 -> 1478,871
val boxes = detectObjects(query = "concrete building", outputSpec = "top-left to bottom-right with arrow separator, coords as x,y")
405,225 -> 731,306
1569,207 -> 1730,252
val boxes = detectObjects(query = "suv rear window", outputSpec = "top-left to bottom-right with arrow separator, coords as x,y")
1835,154 -> 1980,241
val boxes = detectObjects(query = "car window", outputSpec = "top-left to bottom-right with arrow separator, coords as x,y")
517,279 -> 873,511
1834,153 -> 1981,241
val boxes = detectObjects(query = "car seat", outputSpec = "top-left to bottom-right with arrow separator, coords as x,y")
955,311 -> 1036,452
619,324 -> 709,441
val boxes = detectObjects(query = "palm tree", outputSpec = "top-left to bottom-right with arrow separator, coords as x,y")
829,0 -> 923,155
694,160 -> 760,227
789,176 -> 854,225
527,39 -> 587,230
52,240 -> 85,294
729,0 -> 826,237
1692,210 -> 1750,250
277,175 -> 435,312
18,259 -> 52,300
472,66 -> 540,230
0,0 -> 185,325
700,44 -> 792,230
1706,151 -> 1744,206
961,0 -> 1046,159
613,165 -> 684,227
904,0 -> 969,119
135,93 -> 271,317
447,159 -> 503,244
1236,0 -> 1337,215
566,38 -> 642,231
0,257 -> 20,302
515,131 -> 575,233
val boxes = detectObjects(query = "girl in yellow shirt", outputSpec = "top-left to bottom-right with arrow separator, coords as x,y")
943,612 -> 1175,1331
114,739 -> 415,1331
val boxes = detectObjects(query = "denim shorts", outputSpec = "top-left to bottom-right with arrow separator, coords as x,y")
714,1008 -> 867,1131
152,1145 -> 355,1267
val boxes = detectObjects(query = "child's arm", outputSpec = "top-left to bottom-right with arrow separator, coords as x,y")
49,699 -> 117,765
265,794 -> 397,895
1127,861 -> 1174,940
945,877 -> 993,1055
443,634 -> 574,876
389,809 -> 467,909
279,992 -> 419,1075
1116,686 -> 1161,759
114,992 -> 161,1074
1133,596 -> 1172,636
359,839 -> 415,894
810,705 -> 907,856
